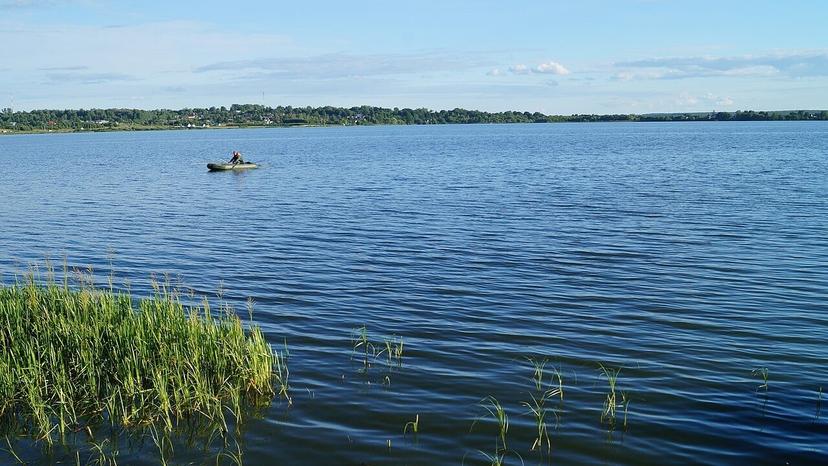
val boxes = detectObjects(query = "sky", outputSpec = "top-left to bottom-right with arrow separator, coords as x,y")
1,0 -> 827,113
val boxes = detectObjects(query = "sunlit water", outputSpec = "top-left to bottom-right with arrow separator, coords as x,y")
0,122 -> 826,465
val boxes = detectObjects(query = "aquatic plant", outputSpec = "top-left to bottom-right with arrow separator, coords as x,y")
752,367 -> 769,392
246,297 -> 255,322
521,393 -> 552,454
521,357 -> 565,454
379,335 -> 405,368
2,437 -> 23,464
484,396 -> 509,451
472,396 -> 510,451
525,357 -> 564,400
274,348 -> 292,405
403,414 -> 420,437
351,325 -> 376,373
526,357 -> 548,393
598,364 -> 629,430
216,437 -> 244,466
550,367 -> 565,402
467,396 -> 523,466
0,274 -> 277,448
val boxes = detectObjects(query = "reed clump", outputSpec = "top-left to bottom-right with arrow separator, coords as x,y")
0,275 -> 277,444
598,364 -> 630,431
523,356 -> 564,455
468,396 -> 520,466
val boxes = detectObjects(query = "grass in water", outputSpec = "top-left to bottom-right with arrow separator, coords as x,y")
0,273 -> 279,448
549,367 -> 565,402
468,396 -> 523,465
403,414 -> 420,438
351,325 -> 376,373
274,349 -> 292,405
525,357 -> 564,399
480,396 -> 509,451
522,357 -> 565,455
521,393 -> 552,454
752,367 -> 769,392
526,357 -> 548,393
379,336 -> 405,368
598,364 -> 629,430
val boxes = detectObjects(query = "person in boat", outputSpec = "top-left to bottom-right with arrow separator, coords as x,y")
229,151 -> 244,165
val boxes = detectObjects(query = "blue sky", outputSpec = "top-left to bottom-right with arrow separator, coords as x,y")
2,0 -> 827,113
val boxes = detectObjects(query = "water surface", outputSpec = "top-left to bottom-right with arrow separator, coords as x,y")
0,122 -> 826,465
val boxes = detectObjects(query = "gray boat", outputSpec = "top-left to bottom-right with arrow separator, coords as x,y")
207,162 -> 258,171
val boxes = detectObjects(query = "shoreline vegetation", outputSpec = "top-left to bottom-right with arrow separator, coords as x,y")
0,267 -> 281,463
1,104 -> 827,134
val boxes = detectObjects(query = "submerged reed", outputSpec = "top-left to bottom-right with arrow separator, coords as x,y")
752,367 -> 769,393
0,275 -> 277,445
521,393 -> 552,454
522,356 -> 564,455
598,364 -> 629,430
482,396 -> 509,451
351,325 -> 376,373
379,336 -> 405,368
403,414 -> 420,437
526,357 -> 548,393
468,396 -> 522,466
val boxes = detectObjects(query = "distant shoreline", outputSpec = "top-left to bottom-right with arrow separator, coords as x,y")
2,105 -> 826,135
3,119 -> 827,136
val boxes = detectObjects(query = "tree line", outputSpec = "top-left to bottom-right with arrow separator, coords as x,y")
1,105 -> 826,132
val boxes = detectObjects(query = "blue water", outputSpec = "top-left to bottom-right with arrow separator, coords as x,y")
1,122 -> 826,465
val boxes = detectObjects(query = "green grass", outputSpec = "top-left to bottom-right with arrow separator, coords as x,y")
350,326 -> 405,376
0,274 -> 279,446
351,325 -> 376,373
752,367 -> 769,392
521,393 -> 552,454
403,414 -> 420,437
468,396 -> 523,466
484,396 -> 509,451
598,364 -> 629,430
526,357 -> 564,401
526,357 -> 548,393
379,335 -> 405,368
472,396 -> 509,452
522,357 -> 564,455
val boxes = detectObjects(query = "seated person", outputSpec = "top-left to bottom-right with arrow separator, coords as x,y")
229,151 -> 244,164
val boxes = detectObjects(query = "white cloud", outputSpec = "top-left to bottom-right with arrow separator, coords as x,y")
716,96 -> 735,106
612,69 -> 683,80
533,61 -> 570,75
675,92 -> 734,108
675,93 -> 699,106
486,68 -> 503,76
196,51 -> 497,79
44,71 -> 137,84
507,61 -> 570,76
614,52 -> 828,80
509,64 -> 530,75
0,20 -> 295,75
719,65 -> 779,77
0,0 -> 42,7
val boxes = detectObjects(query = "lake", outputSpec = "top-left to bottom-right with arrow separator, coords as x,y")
0,122 -> 826,465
